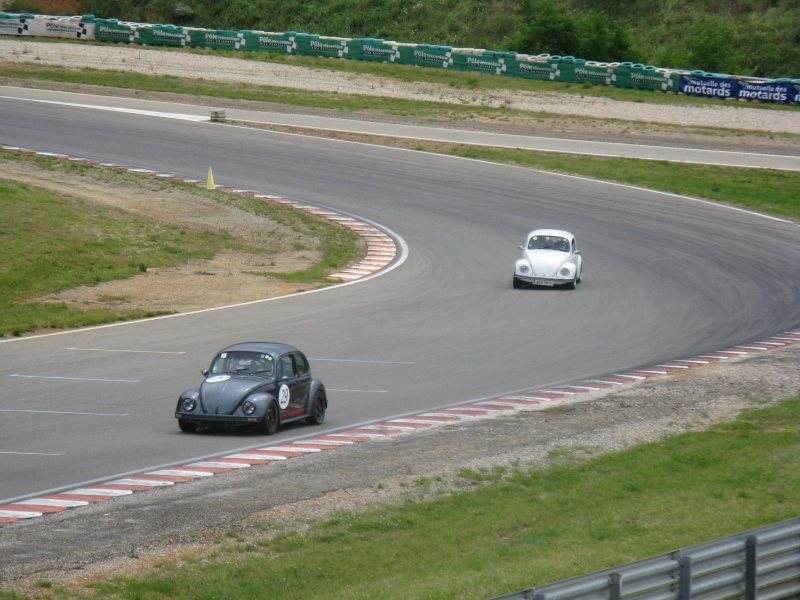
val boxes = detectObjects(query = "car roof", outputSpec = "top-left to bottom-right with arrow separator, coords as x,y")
217,342 -> 299,356
527,228 -> 574,240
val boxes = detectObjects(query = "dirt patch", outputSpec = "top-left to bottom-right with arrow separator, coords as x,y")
2,159 -> 324,313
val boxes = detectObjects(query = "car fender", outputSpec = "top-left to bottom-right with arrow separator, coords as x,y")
514,258 -> 533,276
307,378 -> 327,411
557,261 -> 577,278
235,391 -> 276,417
176,388 -> 200,411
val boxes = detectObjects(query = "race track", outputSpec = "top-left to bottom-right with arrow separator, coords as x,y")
1,91 -> 799,504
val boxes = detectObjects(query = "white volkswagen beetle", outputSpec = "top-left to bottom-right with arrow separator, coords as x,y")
513,229 -> 583,289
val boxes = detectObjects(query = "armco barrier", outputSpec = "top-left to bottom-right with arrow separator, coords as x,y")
1,12 -> 797,103
491,517 -> 800,600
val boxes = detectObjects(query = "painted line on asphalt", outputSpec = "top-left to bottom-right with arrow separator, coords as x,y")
310,358 -> 415,365
0,409 -> 129,416
0,95 -> 208,121
67,348 -> 186,354
9,374 -> 140,383
2,329 -> 797,524
0,451 -> 64,456
327,389 -> 388,393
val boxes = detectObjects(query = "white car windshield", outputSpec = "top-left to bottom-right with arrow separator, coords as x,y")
210,351 -> 275,375
528,236 -> 569,252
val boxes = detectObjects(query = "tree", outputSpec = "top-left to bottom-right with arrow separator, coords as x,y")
686,15 -> 739,74
503,0 -> 638,61
503,0 -> 579,55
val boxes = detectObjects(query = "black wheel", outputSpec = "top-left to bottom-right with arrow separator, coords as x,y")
178,419 -> 198,433
261,401 -> 280,435
565,278 -> 577,290
306,391 -> 326,425
513,276 -> 523,289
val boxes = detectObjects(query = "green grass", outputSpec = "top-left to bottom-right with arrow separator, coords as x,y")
0,151 -> 362,337
4,393 -> 796,600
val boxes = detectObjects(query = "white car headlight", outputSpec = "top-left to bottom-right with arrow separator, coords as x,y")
181,397 -> 196,412
519,264 -> 530,274
242,399 -> 257,415
559,266 -> 571,276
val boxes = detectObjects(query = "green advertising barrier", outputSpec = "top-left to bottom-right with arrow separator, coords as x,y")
187,28 -> 246,50
572,60 -> 616,86
610,61 -> 634,87
132,24 -> 191,47
626,63 -> 676,91
95,18 -> 136,43
294,33 -> 350,58
12,14 -> 797,104
451,49 -> 510,75
552,56 -> 578,83
345,38 -> 400,63
505,54 -> 560,81
396,44 -> 453,69
240,30 -> 298,54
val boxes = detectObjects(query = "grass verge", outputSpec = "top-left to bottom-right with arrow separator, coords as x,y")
0,150 -> 363,337
5,393 -> 797,600
2,53 -> 798,136
6,41 -> 800,112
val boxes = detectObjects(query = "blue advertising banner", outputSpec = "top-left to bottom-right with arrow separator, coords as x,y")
679,75 -> 739,99
737,80 -> 794,103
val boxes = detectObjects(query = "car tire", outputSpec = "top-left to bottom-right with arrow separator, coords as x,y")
513,276 -> 523,289
566,278 -> 577,289
306,391 -> 326,425
261,401 -> 280,435
178,419 -> 198,433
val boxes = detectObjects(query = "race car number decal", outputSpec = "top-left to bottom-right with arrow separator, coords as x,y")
278,384 -> 291,409
206,375 -> 231,383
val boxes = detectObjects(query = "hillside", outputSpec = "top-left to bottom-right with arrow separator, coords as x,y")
4,0 -> 800,78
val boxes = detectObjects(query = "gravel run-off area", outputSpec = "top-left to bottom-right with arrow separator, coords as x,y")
0,37 -> 799,596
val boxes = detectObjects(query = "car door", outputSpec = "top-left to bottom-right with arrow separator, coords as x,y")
277,352 -> 310,419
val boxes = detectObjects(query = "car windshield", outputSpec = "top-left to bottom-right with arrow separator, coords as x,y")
528,235 -> 569,252
209,351 -> 275,376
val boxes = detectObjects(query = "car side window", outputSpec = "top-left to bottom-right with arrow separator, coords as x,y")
295,353 -> 309,376
279,355 -> 296,379
572,239 -> 577,253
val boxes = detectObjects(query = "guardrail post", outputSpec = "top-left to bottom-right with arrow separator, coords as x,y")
745,535 -> 758,600
679,554 -> 693,599
609,572 -> 622,600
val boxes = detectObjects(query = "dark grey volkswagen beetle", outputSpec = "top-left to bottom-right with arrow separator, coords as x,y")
175,342 -> 327,434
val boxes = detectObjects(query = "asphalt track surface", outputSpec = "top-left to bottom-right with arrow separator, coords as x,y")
1,89 -> 799,504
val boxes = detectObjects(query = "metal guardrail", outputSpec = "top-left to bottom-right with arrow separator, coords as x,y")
491,517 -> 800,600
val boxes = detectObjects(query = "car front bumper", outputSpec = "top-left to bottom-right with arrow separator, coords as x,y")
515,275 -> 572,286
175,412 -> 262,428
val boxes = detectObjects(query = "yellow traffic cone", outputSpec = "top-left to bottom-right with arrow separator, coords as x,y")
206,167 -> 216,190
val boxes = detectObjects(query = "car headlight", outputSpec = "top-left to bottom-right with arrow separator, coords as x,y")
519,264 -> 530,274
181,397 -> 196,412
242,399 -> 256,415
559,267 -> 571,276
